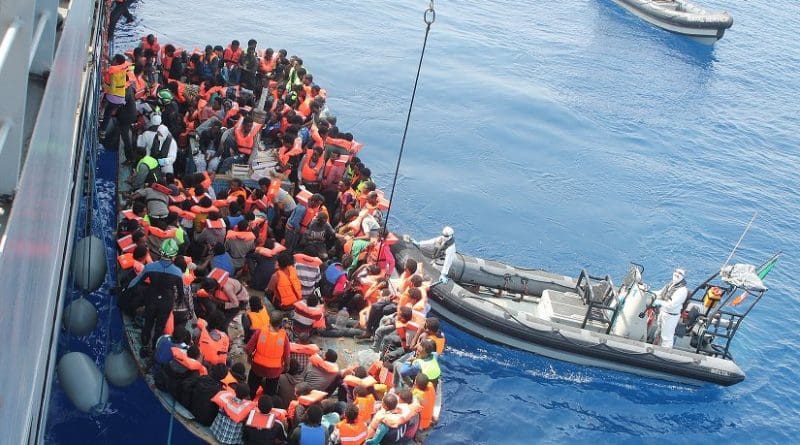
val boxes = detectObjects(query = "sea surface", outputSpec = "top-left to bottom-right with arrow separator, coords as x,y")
46,0 -> 800,443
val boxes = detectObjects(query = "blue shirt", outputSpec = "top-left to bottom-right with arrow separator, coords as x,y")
211,253 -> 236,275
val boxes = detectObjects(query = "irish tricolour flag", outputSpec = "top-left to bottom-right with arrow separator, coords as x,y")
731,252 -> 780,306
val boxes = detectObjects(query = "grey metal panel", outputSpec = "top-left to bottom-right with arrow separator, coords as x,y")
0,0 -> 98,443
0,0 -> 34,195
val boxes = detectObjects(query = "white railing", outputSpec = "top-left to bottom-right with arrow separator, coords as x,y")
0,0 -> 58,196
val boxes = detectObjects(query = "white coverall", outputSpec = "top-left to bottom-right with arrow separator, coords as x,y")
655,279 -> 688,349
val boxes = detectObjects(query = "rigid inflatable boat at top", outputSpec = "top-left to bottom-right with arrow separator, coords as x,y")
392,239 -> 778,386
611,0 -> 734,44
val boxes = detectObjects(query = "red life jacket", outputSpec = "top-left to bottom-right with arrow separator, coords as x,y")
205,218 -> 226,230
171,347 -> 207,375
117,253 -> 145,274
209,268 -> 230,288
117,234 -> 136,253
223,45 -> 243,68
245,411 -> 276,430
211,391 -> 255,423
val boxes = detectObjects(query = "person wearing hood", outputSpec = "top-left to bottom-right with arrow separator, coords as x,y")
653,268 -> 688,349
137,113 -> 178,174
411,226 -> 456,284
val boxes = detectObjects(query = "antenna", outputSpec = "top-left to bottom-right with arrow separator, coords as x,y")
721,211 -> 758,271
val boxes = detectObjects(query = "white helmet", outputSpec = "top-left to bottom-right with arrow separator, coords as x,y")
442,226 -> 454,239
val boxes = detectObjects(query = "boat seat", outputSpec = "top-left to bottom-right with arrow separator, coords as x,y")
536,289 -> 610,331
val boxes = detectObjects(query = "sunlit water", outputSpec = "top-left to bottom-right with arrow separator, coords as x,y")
46,0 -> 799,443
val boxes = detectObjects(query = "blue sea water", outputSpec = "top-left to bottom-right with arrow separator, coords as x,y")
46,0 -> 800,443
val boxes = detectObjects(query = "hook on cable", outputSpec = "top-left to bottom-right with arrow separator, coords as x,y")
425,0 -> 436,26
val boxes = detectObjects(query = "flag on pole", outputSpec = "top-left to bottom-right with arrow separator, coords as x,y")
731,253 -> 780,306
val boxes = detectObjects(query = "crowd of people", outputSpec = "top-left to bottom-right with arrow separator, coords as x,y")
107,33 -> 446,445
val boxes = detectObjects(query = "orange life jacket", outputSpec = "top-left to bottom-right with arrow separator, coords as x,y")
289,342 -> 321,356
368,360 -> 394,388
308,353 -> 339,374
168,205 -> 196,222
223,45 -> 243,69
287,389 -> 328,420
245,196 -> 268,214
245,411 -> 277,430
247,308 -> 270,333
148,226 -> 177,240
275,267 -> 302,307
140,36 -> 160,54
209,267 -> 230,287
255,244 -> 286,258
211,391 -> 255,423
134,74 -> 147,100
355,394 -> 376,428
171,347 -> 208,375
252,328 -> 287,369
197,318 -> 230,366
343,374 -> 377,390
234,120 -> 263,155
292,300 -> 325,329
301,156 -> 324,183
225,230 -> 256,242
258,56 -> 274,74
265,180 -> 282,206
117,253 -> 145,274
299,205 -> 328,233
337,420 -> 368,445
413,382 -> 436,429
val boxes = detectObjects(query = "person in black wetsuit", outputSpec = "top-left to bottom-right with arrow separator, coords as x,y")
128,238 -> 184,357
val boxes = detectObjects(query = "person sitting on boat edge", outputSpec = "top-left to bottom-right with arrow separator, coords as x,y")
411,226 -> 456,284
652,268 -> 689,349
395,339 -> 441,389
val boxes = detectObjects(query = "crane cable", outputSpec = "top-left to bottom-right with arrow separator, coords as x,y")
380,1 -> 436,239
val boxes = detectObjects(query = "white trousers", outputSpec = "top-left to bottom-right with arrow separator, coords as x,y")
657,311 -> 680,349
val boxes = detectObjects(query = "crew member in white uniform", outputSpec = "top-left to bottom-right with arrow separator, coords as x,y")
414,226 -> 456,284
137,114 -> 178,174
653,268 -> 688,349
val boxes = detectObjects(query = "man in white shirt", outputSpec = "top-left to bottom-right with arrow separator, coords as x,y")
414,226 -> 456,285
137,114 -> 178,174
653,268 -> 688,348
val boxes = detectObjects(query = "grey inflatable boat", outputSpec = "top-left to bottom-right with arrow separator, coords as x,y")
392,239 -> 779,386
611,0 -> 734,44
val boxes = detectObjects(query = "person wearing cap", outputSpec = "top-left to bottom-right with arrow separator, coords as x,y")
412,226 -> 456,284
128,238 -> 185,355
652,268 -> 688,348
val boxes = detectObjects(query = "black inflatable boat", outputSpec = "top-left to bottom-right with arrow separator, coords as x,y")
392,239 -> 778,386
